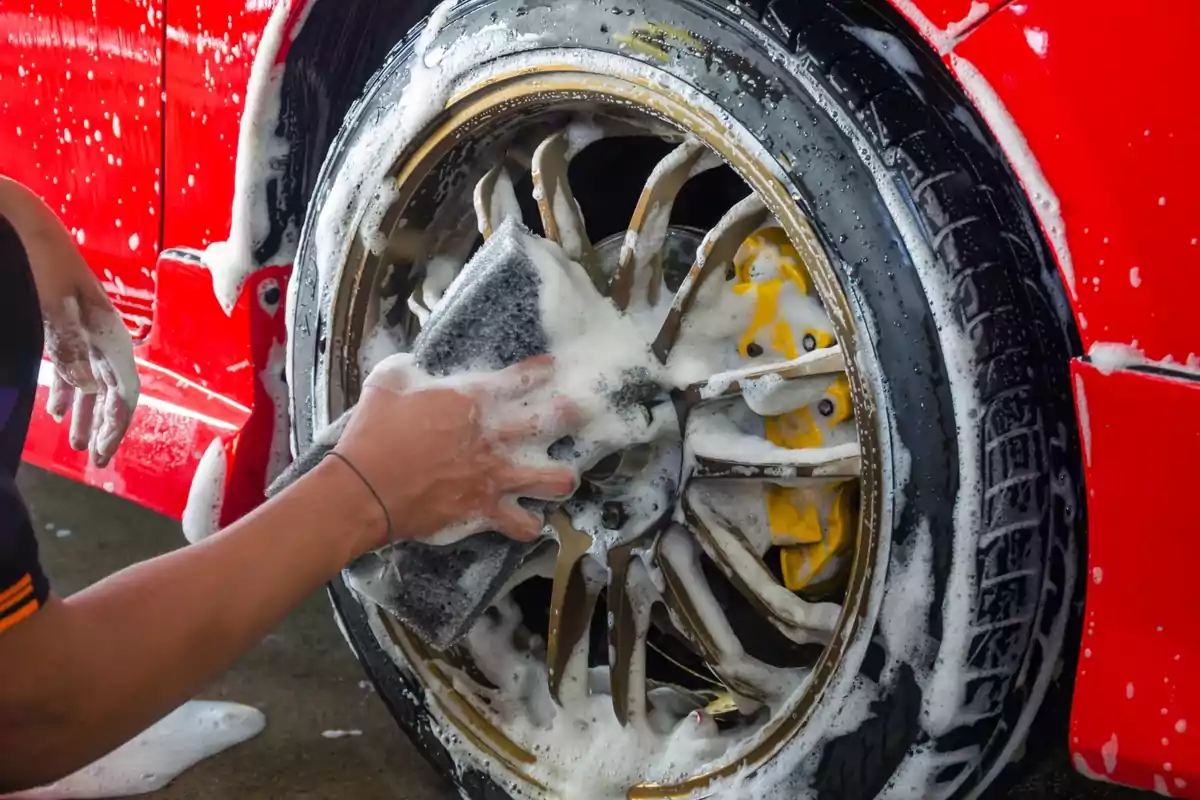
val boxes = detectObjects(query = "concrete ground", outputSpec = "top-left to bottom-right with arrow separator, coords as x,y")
18,466 -> 1149,800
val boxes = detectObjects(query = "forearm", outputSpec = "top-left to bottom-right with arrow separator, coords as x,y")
0,176 -> 94,313
0,458 -> 383,790
0,176 -> 65,248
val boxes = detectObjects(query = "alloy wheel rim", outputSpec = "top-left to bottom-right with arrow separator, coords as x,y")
323,66 -> 884,798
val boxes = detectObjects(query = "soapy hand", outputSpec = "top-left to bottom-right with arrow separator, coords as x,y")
0,177 -> 140,468
32,238 -> 140,468
335,353 -> 582,547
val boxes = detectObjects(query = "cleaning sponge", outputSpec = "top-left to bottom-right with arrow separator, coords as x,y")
271,221 -> 559,651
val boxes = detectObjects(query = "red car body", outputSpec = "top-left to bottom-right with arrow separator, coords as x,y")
2,0 -> 1196,793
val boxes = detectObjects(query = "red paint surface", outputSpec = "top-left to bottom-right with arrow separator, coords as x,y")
162,0 -> 271,254
951,0 -> 1200,365
8,0 -> 293,523
1070,362 -> 1200,795
5,0 -> 1200,791
0,0 -> 164,338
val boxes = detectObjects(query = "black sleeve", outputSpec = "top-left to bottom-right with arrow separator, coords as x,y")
0,213 -> 50,633
0,469 -> 48,633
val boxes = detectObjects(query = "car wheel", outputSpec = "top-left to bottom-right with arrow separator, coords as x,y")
287,0 -> 1083,797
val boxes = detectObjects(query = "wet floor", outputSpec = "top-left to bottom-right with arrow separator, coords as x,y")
18,466 -> 1150,800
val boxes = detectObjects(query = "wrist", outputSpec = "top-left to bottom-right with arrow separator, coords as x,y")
22,231 -> 89,311
0,181 -> 93,306
311,455 -> 391,559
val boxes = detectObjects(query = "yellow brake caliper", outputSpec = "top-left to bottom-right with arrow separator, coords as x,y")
731,228 -> 856,595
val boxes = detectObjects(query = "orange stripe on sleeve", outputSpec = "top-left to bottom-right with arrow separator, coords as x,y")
0,584 -> 33,615
0,598 -> 39,633
0,574 -> 32,607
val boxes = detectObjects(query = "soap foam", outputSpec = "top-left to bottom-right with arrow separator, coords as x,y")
7,702 -> 264,799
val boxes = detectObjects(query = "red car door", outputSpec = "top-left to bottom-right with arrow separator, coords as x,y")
0,0 -> 164,338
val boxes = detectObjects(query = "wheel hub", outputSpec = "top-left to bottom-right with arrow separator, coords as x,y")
571,425 -> 682,553
565,228 -> 701,552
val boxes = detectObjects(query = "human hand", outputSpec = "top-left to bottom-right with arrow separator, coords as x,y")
333,354 -> 581,550
0,177 -> 140,467
29,233 -> 139,468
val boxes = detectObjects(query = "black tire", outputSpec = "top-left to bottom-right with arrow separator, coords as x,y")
288,0 -> 1084,797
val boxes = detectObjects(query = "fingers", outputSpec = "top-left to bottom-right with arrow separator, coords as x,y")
43,299 -> 100,392
489,499 -> 547,542
50,346 -> 98,392
75,343 -> 136,467
86,312 -> 139,409
363,354 -> 555,412
62,356 -> 98,391
91,382 -> 133,468
487,355 -> 555,400
500,465 -> 577,500
89,381 -> 109,464
486,465 -> 576,544
69,390 -> 95,452
47,373 -> 73,422
492,397 -> 584,444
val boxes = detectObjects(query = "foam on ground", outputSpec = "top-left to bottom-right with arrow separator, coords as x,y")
7,702 -> 264,799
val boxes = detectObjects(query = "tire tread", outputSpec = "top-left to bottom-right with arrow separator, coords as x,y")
740,0 -> 1081,796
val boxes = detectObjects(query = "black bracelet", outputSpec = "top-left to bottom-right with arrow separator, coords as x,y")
324,450 -> 394,547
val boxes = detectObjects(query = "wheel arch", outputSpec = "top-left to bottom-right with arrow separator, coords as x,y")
252,0 -> 434,269
257,0 -> 1081,348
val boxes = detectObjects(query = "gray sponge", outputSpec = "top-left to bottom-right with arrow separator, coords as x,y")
269,220 -> 551,652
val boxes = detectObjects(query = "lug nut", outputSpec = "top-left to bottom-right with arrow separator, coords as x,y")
745,342 -> 764,357
601,501 -> 626,530
818,398 -> 835,417
802,333 -> 818,352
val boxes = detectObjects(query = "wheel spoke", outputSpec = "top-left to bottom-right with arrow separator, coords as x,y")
657,526 -> 797,702
607,543 -> 655,728
405,283 -> 431,325
546,511 -> 602,705
683,487 -> 841,643
473,163 -> 522,238
561,112 -> 648,157
531,131 -> 605,290
651,194 -> 770,362
609,139 -> 720,310
687,420 -> 861,483
607,542 -> 638,725
681,345 -> 847,408
606,500 -> 675,728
